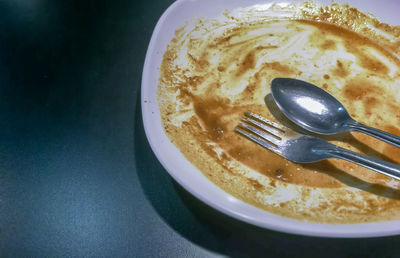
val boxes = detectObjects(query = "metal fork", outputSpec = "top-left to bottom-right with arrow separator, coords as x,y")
235,112 -> 400,181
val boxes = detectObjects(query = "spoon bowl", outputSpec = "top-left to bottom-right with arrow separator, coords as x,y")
270,78 -> 400,148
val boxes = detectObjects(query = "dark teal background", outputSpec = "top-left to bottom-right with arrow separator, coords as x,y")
1,0 -> 400,256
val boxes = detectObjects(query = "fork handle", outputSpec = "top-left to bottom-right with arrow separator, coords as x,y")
325,146 -> 400,181
347,121 -> 400,149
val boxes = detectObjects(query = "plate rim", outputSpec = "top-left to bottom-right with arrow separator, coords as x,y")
141,0 -> 400,238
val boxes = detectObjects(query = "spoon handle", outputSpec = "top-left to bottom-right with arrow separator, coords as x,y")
348,121 -> 400,149
325,146 -> 400,181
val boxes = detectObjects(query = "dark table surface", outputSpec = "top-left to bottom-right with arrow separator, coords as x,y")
1,0 -> 400,256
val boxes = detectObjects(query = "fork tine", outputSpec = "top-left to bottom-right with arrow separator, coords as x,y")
238,121 -> 282,146
243,113 -> 286,140
235,126 -> 281,154
244,112 -> 286,131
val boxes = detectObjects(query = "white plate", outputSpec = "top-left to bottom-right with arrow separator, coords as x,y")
141,0 -> 400,237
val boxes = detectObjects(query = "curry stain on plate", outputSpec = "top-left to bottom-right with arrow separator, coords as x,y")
157,2 -> 400,223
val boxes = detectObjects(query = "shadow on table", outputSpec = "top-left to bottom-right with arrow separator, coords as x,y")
134,100 -> 400,258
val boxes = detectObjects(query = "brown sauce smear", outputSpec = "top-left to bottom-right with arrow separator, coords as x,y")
188,90 -> 344,188
175,19 -> 400,189
158,5 -> 400,222
299,20 -> 398,75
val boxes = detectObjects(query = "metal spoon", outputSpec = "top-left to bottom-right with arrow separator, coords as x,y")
270,78 -> 400,148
